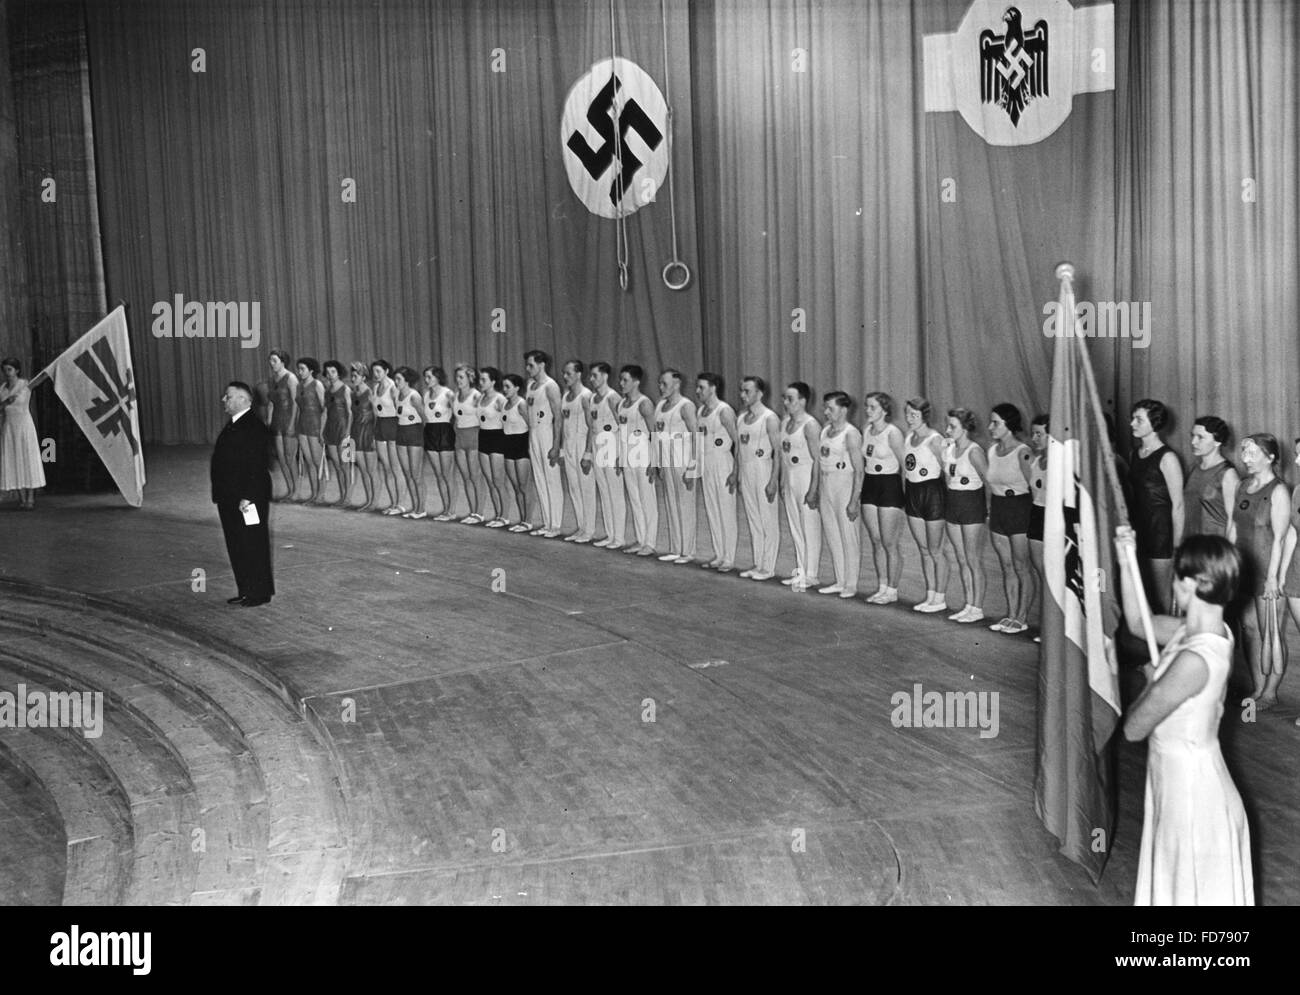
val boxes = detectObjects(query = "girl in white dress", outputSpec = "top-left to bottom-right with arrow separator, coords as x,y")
0,358 -> 46,508
1115,527 -> 1254,906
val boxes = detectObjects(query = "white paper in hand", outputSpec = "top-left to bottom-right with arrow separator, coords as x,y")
241,503 -> 260,526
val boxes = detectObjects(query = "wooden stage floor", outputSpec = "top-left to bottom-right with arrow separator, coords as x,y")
1,446 -> 1296,905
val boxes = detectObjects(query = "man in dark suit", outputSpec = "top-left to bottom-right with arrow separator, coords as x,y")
212,381 -> 275,607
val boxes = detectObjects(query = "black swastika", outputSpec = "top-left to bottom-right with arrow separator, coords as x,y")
567,74 -> 663,208
74,337 -> 140,457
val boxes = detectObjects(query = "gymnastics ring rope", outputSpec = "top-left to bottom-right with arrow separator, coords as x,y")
659,0 -> 691,291
609,0 -> 630,291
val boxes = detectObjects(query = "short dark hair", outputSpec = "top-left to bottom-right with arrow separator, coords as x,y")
865,391 -> 892,419
620,364 -> 643,383
1174,534 -> 1240,607
1,357 -> 20,375
1132,398 -> 1168,432
823,390 -> 851,411
269,349 -> 292,365
394,365 -> 418,385
524,349 -> 551,370
227,380 -> 253,402
1031,413 -> 1050,430
323,360 -> 345,378
296,357 -> 320,376
786,382 -> 811,404
423,365 -> 447,385
1194,415 -> 1230,447
503,373 -> 525,391
480,366 -> 502,390
564,359 -> 586,376
697,372 -> 725,396
660,368 -> 682,387
991,402 -> 1023,435
742,375 -> 766,396
371,358 -> 392,375
591,361 -> 612,376
948,407 -> 979,436
906,397 -> 933,425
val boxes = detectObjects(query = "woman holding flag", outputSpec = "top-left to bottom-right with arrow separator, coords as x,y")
0,357 -> 46,509
1115,527 -> 1253,906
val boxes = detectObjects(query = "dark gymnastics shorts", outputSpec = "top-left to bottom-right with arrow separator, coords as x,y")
989,492 -> 1032,536
503,431 -> 530,461
1028,503 -> 1045,542
376,416 -> 398,444
904,477 -> 945,522
944,488 -> 987,527
860,472 -> 904,509
423,422 -> 454,453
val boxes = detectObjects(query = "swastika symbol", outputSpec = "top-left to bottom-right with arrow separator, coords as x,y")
566,74 -> 663,209
74,337 -> 140,456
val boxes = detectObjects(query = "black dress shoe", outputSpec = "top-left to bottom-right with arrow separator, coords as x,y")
240,597 -> 271,607
227,596 -> 246,605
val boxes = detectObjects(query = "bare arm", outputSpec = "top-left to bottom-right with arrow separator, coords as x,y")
1161,451 -> 1185,547
1124,650 -> 1209,742
1264,484 -> 1291,597
1114,526 -> 1183,646
846,426 -> 864,520
722,406 -> 739,491
763,413 -> 780,501
803,416 -> 822,504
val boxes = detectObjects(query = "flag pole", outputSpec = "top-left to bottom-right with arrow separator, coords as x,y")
1055,263 -> 1160,667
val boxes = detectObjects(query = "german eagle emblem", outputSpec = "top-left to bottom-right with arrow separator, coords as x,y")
980,6 -> 1048,126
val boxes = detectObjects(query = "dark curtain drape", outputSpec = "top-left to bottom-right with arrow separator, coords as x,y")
1115,0 -> 1300,454
84,0 -> 703,445
11,0 -> 1299,460
8,0 -> 109,490
693,0 -> 925,406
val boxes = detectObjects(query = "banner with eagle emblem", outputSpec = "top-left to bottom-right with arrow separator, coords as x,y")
924,0 -> 1113,146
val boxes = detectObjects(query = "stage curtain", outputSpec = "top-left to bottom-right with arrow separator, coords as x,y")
919,0 -> 1120,428
692,0 -> 926,406
1114,0 -> 1300,451
8,0 -> 111,490
84,0 -> 703,445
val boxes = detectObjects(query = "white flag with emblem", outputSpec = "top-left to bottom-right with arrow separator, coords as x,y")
40,306 -> 146,507
924,0 -> 1114,146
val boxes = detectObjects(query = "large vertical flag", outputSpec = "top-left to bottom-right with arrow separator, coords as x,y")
1034,265 -> 1122,882
40,306 -> 146,507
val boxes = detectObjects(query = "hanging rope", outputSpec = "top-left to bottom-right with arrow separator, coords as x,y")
609,0 -> 630,291
659,0 -> 691,291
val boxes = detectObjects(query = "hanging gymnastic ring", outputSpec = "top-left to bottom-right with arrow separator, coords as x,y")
662,259 -> 691,291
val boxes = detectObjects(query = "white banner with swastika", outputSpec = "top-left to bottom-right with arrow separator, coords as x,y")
925,0 -> 1114,146
561,57 -> 670,218
41,306 -> 146,507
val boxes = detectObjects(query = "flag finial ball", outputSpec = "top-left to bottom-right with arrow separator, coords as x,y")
1055,262 -> 1075,281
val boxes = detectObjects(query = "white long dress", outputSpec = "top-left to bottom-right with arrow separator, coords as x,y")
0,379 -> 46,490
1134,625 -> 1253,905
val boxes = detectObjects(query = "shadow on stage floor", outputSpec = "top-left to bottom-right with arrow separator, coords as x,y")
1,445 -> 1295,905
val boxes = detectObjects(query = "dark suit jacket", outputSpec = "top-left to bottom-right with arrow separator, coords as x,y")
211,408 -> 273,505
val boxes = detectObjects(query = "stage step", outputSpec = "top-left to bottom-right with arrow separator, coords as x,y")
0,582 -> 349,905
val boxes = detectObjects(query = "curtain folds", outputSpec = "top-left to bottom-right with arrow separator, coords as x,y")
8,0 -> 1297,454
